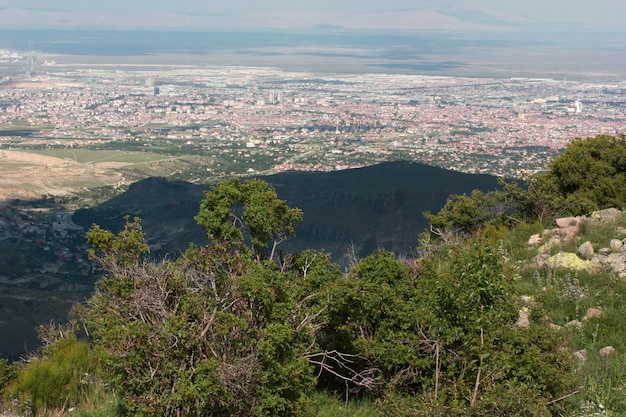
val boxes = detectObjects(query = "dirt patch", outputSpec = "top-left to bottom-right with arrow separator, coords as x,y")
0,150 -> 124,201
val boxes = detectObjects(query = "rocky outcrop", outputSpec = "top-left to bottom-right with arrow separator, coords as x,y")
529,209 -> 626,278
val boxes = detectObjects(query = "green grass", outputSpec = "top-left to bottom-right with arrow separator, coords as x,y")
311,391 -> 379,417
504,219 -> 626,416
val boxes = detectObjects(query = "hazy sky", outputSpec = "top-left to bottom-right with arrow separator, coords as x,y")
3,0 -> 625,30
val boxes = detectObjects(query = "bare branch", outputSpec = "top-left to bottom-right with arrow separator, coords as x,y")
305,350 -> 381,393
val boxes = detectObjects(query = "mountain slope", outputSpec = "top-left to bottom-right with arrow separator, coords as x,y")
73,161 -> 502,263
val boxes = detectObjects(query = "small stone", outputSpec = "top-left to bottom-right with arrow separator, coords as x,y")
538,237 -> 562,254
599,346 -> 616,358
591,255 -> 607,273
555,217 -> 582,239
564,320 -> 583,330
519,295 -> 534,305
610,239 -> 624,252
578,241 -> 595,260
528,234 -> 542,245
548,322 -> 563,331
515,308 -> 531,329
584,307 -> 603,321
572,349 -> 588,362
606,253 -> 626,275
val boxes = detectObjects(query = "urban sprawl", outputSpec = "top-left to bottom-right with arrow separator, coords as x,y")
1,52 -> 626,179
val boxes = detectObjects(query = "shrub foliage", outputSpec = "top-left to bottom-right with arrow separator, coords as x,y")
8,134 -> 623,416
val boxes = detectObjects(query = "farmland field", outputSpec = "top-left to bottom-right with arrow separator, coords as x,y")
24,149 -> 171,164
0,147 -> 223,204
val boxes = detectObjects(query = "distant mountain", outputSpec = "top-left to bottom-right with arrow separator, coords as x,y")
0,7 -> 517,31
73,161 -> 502,264
0,5 -> 612,31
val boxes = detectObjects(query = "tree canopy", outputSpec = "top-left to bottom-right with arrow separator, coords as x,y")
424,134 -> 626,236
195,177 -> 303,261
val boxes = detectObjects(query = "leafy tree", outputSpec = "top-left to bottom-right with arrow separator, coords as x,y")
195,177 -> 303,261
426,134 -> 626,237
423,189 -> 508,238
13,175 -> 580,416
78,194 -> 317,417
319,241 -> 574,415
508,134 -> 626,219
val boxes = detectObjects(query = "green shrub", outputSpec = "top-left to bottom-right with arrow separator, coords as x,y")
7,335 -> 97,414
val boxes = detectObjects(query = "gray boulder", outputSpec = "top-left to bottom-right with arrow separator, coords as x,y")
590,208 -> 622,223
572,349 -> 588,362
578,241 -> 595,260
610,239 -> 624,252
599,346 -> 616,358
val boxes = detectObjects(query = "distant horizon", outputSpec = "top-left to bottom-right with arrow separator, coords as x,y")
1,2 -> 625,32
1,28 -> 625,81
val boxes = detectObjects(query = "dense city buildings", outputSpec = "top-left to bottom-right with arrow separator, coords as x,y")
1,61 -> 625,180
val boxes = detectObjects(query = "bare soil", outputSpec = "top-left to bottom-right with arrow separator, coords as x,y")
0,150 -> 123,201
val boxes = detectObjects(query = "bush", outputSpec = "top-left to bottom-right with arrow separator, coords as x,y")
6,335 -> 97,415
80,211 -> 318,416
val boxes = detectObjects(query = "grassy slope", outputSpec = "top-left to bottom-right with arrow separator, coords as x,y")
502,218 -> 626,414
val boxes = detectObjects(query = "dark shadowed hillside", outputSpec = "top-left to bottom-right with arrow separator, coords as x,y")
73,161 -> 502,262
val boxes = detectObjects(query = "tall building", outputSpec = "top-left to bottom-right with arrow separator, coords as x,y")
574,100 -> 583,113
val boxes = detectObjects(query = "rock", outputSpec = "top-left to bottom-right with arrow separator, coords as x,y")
584,307 -> 603,320
542,228 -> 558,238
573,349 -> 588,362
555,217 -> 582,239
591,255 -> 607,273
538,236 -> 562,254
533,253 -> 550,265
515,308 -> 531,329
598,247 -> 611,255
546,252 -> 592,271
564,320 -> 583,330
606,253 -> 626,275
548,322 -> 563,331
616,227 -> 626,236
528,234 -> 542,245
579,241 -> 595,260
555,217 -> 580,228
519,295 -> 534,305
590,208 -> 622,223
599,346 -> 616,358
610,239 -> 624,252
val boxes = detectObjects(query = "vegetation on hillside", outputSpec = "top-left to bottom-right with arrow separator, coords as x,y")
2,134 -> 626,416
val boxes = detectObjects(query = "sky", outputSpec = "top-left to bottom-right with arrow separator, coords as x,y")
1,0 -> 624,30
